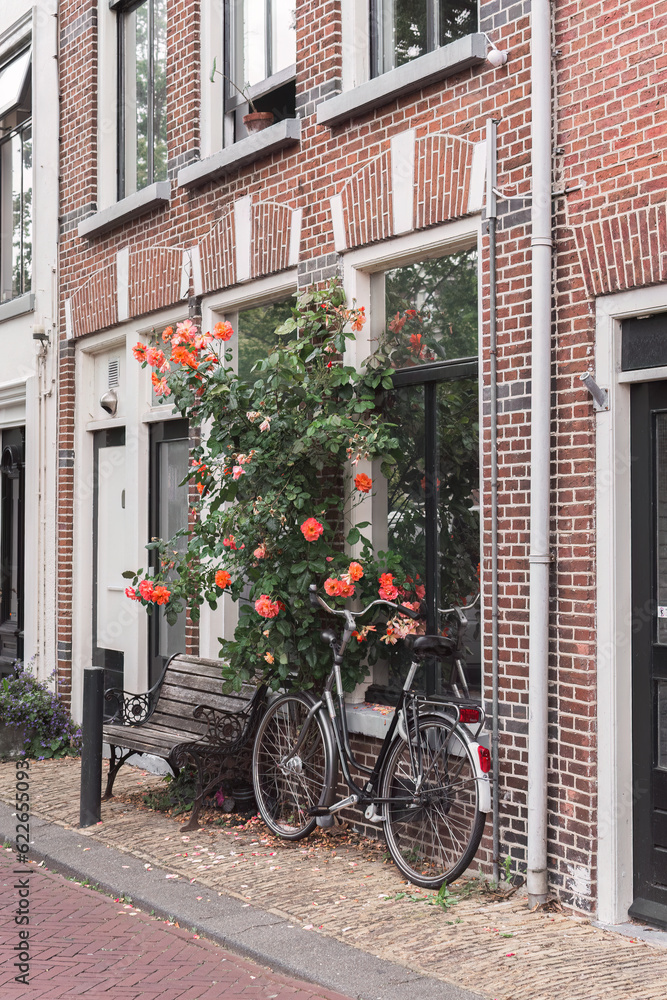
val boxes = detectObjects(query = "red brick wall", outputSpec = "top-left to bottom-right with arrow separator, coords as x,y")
56,0 -> 667,913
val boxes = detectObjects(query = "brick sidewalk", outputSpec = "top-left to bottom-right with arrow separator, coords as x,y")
3,758 -> 667,1000
0,854 -> 353,1000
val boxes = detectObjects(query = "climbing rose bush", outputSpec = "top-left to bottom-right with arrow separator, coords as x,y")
125,281 -> 425,691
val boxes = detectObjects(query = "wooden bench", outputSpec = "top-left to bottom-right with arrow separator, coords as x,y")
102,653 -> 267,831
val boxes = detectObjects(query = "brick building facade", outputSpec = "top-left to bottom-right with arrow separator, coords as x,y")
46,0 -> 667,926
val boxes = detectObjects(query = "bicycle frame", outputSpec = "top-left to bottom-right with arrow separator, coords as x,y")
282,607 -> 486,818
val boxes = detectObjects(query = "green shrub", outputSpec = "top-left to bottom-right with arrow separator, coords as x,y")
0,664 -> 81,759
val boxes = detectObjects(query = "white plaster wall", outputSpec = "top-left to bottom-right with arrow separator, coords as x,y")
0,3 -> 59,683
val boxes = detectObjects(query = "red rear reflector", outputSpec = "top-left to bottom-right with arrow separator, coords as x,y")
477,746 -> 491,773
459,708 -> 480,724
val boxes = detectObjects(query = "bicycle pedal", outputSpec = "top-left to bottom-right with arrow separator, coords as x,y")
307,806 -> 331,817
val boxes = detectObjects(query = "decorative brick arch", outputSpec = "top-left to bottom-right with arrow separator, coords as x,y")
330,129 -> 484,252
199,205 -> 236,294
570,203 -> 667,299
67,262 -> 118,339
252,200 -> 297,278
129,246 -> 184,318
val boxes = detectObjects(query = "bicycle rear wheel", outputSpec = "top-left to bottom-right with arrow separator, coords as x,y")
380,713 -> 485,888
252,692 -> 336,840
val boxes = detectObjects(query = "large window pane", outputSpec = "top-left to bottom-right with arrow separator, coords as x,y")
236,299 -> 294,381
121,0 -> 168,199
383,250 -> 478,368
0,47 -> 31,302
233,0 -> 296,88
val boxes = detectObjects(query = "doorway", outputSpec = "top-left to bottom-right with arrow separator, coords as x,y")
630,378 -> 667,927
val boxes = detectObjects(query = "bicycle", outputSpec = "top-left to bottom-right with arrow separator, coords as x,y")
251,584 -> 491,888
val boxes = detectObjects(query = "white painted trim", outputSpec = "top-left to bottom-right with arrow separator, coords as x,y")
204,268 -> 297,315
191,244 -> 203,297
618,365 -> 667,383
340,0 -> 369,91
180,249 -> 190,300
288,208 -> 303,268
234,196 -> 252,283
595,283 -> 667,926
97,0 -> 118,211
467,139 -> 487,214
0,377 -> 27,408
329,194 -> 347,252
117,247 -> 129,321
65,298 -> 73,340
200,0 -> 224,160
342,216 -> 480,273
390,129 -> 415,235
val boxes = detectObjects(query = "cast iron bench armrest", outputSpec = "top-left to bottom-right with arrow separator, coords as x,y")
190,685 -> 268,755
103,654 -> 176,726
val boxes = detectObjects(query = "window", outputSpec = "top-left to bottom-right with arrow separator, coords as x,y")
148,420 -> 189,686
223,0 -> 297,143
236,299 -> 294,380
117,0 -> 167,200
374,250 -> 480,697
370,0 -> 477,77
0,46 -> 31,302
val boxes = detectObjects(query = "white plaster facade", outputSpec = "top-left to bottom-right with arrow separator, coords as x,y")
0,2 -> 58,681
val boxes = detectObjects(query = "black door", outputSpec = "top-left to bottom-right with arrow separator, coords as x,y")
630,380 -> 667,928
0,427 -> 25,674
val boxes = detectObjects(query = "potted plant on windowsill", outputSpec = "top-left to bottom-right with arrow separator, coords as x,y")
210,58 -> 274,134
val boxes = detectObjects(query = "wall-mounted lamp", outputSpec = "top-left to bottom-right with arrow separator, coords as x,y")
100,389 -> 118,416
483,33 -> 509,67
580,371 -> 609,412
32,324 -> 49,344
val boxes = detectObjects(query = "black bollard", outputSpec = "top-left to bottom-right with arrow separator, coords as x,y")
80,666 -> 104,827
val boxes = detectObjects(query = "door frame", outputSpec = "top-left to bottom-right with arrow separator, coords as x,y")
595,284 -> 667,924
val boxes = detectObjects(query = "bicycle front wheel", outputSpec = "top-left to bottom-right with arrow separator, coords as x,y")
380,713 -> 485,888
252,692 -> 336,840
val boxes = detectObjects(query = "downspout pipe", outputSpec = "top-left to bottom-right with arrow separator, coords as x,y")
527,0 -> 553,906
486,118 -> 500,885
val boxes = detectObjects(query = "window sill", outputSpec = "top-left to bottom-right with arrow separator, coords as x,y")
0,292 -> 34,324
177,118 -> 301,188
78,181 -> 172,240
316,33 -> 487,127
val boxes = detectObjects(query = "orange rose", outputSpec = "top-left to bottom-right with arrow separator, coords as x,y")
300,517 -> 324,542
215,570 -> 231,589
354,473 -> 372,493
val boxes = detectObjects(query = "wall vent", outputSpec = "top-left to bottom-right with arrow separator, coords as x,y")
108,358 -> 120,388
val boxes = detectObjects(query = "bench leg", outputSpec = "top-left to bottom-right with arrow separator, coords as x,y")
102,745 -> 136,800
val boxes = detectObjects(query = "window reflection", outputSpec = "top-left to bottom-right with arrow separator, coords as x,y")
0,47 -> 31,302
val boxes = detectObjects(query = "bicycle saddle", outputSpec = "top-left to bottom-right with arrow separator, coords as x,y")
410,634 -> 456,659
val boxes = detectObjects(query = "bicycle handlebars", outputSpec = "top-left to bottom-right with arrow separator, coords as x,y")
308,583 -> 420,620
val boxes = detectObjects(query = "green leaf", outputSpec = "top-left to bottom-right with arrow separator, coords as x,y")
346,527 -> 361,546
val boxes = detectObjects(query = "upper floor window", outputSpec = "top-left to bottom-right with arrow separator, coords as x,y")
0,47 -> 31,302
223,0 -> 296,144
117,0 -> 167,199
370,0 -> 477,77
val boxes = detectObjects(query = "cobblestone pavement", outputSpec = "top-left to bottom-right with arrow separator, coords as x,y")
0,853 -> 353,1000
3,759 -> 667,1000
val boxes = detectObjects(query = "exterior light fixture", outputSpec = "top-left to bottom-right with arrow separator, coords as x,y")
484,34 -> 509,67
580,371 -> 609,411
100,389 -> 118,416
32,324 -> 49,343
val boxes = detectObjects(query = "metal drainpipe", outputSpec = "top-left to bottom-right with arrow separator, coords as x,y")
527,0 -> 553,906
486,118 -> 500,885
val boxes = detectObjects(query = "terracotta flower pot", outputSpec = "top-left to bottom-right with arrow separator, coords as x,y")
243,111 -> 274,134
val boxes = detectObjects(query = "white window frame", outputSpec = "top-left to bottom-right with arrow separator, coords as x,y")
197,270 -> 297,657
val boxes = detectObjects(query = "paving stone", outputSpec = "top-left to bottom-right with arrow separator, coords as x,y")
2,759 -> 667,999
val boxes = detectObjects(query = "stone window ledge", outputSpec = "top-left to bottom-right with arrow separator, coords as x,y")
78,181 -> 172,240
177,118 -> 301,188
0,292 -> 34,324
317,33 -> 487,128
345,702 -> 396,739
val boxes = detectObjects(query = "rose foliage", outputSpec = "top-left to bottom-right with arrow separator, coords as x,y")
125,281 -> 424,691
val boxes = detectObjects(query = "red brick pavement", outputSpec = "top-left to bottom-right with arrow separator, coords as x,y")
0,856 -> 353,1000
